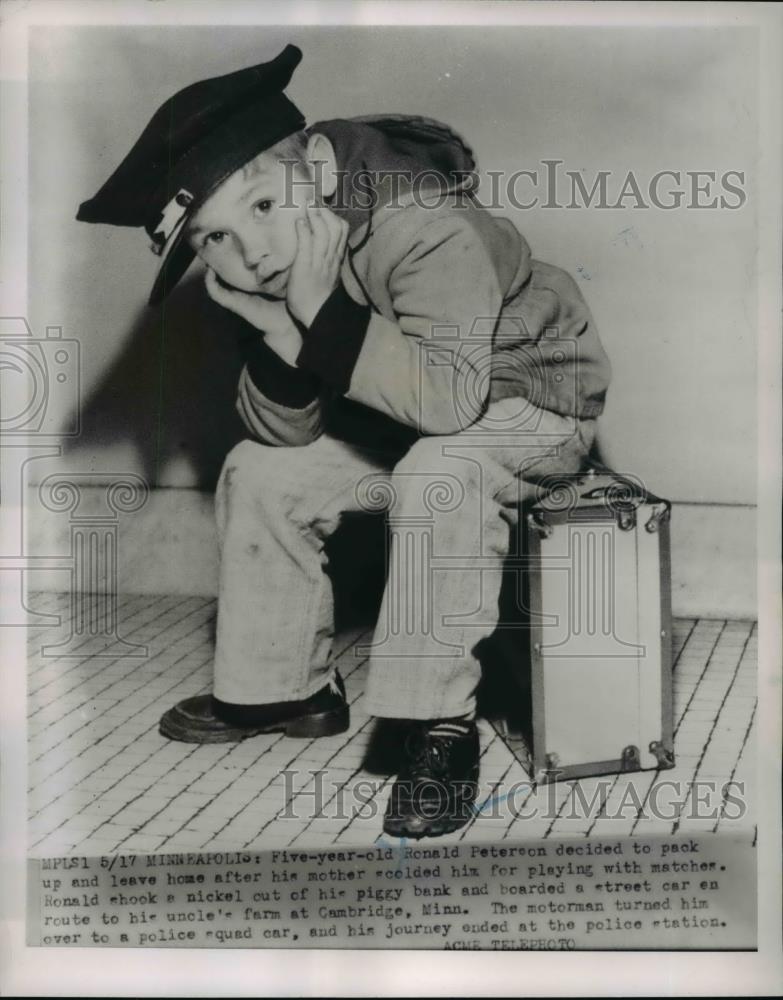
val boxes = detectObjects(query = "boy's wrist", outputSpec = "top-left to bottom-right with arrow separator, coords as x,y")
296,281 -> 371,395
245,335 -> 320,408
290,294 -> 326,330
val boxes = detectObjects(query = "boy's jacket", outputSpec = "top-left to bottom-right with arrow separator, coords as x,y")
237,115 -> 611,449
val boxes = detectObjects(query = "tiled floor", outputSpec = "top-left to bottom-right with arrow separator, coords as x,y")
27,593 -> 757,856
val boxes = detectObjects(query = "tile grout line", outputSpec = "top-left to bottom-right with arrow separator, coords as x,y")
29,604 -> 217,763
628,618 -> 742,836
28,597 -> 210,711
671,622 -> 755,835
30,644 -> 215,820
712,700 -> 757,834
27,594 -> 199,690
31,657 -> 216,844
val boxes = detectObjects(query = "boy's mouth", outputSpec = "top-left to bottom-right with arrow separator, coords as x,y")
260,266 -> 287,283
256,267 -> 288,295
214,270 -> 287,299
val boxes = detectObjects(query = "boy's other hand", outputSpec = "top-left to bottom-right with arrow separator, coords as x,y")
205,268 -> 304,367
287,204 -> 349,328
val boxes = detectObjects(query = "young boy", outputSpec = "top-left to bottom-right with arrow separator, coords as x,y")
77,44 -> 611,839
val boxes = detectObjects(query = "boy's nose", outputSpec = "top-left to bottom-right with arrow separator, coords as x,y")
237,234 -> 269,271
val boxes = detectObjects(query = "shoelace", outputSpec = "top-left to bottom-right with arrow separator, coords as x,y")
405,721 -> 473,780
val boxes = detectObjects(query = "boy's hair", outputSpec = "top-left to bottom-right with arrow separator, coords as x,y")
241,128 -> 310,179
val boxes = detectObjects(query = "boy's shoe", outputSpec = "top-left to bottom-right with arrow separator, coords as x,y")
383,718 -> 480,839
158,672 -> 349,743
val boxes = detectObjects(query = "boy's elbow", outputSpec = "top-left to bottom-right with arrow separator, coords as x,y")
416,373 -> 487,435
425,404 -> 484,436
235,396 -> 323,447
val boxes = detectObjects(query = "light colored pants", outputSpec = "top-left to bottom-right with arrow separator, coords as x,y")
213,400 -> 596,719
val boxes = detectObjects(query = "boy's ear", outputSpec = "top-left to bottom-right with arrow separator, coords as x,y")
305,133 -> 339,200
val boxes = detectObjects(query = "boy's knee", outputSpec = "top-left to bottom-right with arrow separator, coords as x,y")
394,436 -> 490,492
217,438 -> 311,500
219,439 -> 276,492
390,436 -> 484,515
394,435 -> 466,477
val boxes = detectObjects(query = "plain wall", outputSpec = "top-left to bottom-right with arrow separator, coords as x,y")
27,25 -> 758,503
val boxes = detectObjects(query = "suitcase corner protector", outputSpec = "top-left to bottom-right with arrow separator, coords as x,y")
648,740 -> 676,769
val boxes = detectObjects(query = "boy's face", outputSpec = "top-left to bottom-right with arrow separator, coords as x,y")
185,152 -> 311,299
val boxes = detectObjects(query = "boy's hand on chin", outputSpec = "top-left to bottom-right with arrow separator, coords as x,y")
286,203 -> 349,328
205,268 -> 303,367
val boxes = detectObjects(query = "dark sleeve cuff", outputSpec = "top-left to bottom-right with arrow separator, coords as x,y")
244,336 -> 320,408
296,281 -> 371,395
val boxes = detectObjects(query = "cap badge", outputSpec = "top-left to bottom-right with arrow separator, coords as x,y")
150,188 -> 194,256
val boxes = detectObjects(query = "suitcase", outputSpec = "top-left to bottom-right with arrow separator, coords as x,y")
487,469 -> 675,784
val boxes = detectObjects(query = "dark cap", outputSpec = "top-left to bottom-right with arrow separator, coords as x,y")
76,44 -> 305,305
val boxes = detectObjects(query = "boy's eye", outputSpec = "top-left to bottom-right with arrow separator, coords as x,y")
253,199 -> 274,216
204,231 -> 227,247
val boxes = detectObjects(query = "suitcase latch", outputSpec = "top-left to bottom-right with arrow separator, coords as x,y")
645,501 -> 672,534
545,752 -> 561,771
527,510 -> 553,539
534,751 -> 562,785
620,745 -> 641,771
649,740 -> 675,769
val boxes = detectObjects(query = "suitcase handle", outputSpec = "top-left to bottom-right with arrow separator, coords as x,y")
581,472 -> 670,510
532,470 -> 672,533
581,481 -> 671,531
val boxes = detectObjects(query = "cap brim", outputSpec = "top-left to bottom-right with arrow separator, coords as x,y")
148,226 -> 196,306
